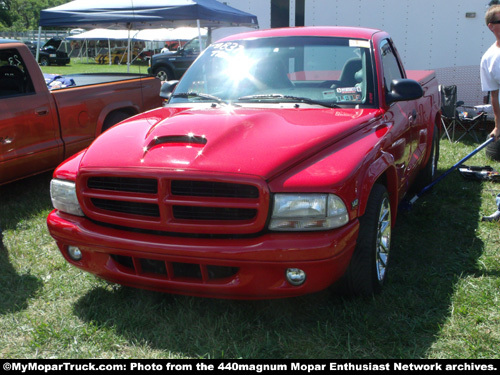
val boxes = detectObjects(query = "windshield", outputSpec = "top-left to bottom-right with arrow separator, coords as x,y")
170,36 -> 375,108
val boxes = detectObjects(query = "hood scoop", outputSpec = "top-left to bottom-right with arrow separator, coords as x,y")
141,134 -> 208,164
145,134 -> 207,154
149,134 -> 207,148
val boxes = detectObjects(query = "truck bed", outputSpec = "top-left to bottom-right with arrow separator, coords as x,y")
406,70 -> 436,86
46,73 -> 153,88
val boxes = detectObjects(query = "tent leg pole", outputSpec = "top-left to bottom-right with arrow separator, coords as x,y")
36,26 -> 42,64
197,19 -> 203,51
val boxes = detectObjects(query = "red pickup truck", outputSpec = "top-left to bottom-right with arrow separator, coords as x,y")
0,40 -> 161,186
47,27 -> 441,299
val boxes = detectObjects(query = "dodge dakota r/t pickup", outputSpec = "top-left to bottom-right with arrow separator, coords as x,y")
0,41 -> 162,186
47,27 -> 441,299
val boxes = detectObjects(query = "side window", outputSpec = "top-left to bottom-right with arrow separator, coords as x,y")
380,39 -> 404,92
0,48 -> 35,98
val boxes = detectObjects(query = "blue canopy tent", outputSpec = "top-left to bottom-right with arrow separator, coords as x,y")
38,0 -> 258,68
39,0 -> 258,29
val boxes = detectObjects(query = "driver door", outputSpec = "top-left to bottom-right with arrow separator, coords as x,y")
0,46 -> 62,185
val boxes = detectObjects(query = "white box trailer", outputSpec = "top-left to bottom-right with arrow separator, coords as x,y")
218,0 -> 493,107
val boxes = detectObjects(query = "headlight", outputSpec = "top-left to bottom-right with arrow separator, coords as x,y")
50,179 -> 84,217
269,193 -> 349,231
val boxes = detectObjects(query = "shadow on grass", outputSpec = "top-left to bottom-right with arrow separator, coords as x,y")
0,241 -> 42,314
0,172 -> 53,231
0,174 -> 50,314
71,160 -> 489,359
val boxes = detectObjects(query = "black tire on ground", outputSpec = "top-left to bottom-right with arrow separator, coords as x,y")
485,139 -> 500,161
331,184 -> 392,296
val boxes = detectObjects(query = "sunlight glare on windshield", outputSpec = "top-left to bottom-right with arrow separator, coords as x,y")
224,53 -> 257,85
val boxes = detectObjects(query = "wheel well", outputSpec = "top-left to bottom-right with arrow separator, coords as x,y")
371,171 -> 398,226
101,109 -> 136,132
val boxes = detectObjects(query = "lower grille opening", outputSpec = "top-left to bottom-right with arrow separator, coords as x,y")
110,255 -> 239,281
140,258 -> 167,277
172,262 -> 202,279
206,265 -> 239,280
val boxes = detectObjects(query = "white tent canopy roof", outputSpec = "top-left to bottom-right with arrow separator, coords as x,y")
134,27 -> 207,41
66,27 -> 207,41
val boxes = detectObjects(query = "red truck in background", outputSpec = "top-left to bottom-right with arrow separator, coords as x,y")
0,40 -> 161,186
47,27 -> 441,299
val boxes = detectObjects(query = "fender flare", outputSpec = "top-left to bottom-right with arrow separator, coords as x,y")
357,152 -> 398,223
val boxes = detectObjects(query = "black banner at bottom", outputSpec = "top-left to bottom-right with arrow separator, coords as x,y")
1,359 -> 498,374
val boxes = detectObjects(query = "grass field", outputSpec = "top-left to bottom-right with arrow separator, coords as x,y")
1,61 -> 499,358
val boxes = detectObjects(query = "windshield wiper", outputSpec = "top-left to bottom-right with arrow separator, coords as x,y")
171,92 -> 235,106
237,94 -> 340,108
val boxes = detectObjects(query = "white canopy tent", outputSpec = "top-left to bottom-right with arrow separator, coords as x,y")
67,27 -> 208,64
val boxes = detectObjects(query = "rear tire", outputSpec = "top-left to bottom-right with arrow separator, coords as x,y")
332,184 -> 391,296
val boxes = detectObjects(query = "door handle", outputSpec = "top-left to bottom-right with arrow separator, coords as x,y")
36,107 -> 49,116
409,109 -> 417,122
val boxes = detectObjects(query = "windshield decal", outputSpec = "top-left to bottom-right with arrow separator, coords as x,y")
349,40 -> 370,48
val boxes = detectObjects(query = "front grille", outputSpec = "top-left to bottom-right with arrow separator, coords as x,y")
91,198 -> 160,217
110,254 -> 239,282
171,180 -> 259,198
172,206 -> 257,220
79,174 -> 269,234
88,177 -> 158,194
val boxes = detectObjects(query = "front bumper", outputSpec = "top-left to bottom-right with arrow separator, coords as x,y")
47,210 -> 359,299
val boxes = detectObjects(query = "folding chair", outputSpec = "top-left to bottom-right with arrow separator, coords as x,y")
440,85 -> 460,142
454,106 -> 486,143
439,85 -> 486,142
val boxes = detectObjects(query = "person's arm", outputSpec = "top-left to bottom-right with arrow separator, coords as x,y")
490,90 -> 500,141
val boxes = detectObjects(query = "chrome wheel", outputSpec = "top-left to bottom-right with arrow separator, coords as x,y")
332,184 -> 392,296
376,195 -> 391,282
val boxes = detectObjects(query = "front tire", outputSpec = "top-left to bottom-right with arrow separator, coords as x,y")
333,184 -> 392,296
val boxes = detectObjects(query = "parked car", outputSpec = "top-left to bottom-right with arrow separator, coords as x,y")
96,47 -> 141,65
25,38 -> 70,66
47,27 -> 441,299
148,36 -> 207,81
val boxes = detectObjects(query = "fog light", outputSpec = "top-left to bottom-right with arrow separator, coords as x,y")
286,268 -> 306,286
67,246 -> 82,261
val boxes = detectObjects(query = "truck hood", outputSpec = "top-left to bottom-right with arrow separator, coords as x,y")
80,106 -> 380,179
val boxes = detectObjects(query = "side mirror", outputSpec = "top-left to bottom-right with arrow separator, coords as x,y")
386,79 -> 423,104
160,80 -> 179,99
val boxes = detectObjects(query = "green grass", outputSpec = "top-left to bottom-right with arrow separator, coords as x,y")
1,135 -> 500,359
41,59 -> 150,75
